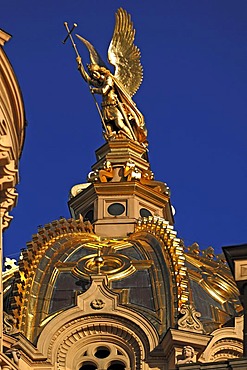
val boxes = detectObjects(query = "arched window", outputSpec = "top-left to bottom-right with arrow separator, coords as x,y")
107,360 -> 125,370
78,343 -> 129,370
80,362 -> 97,370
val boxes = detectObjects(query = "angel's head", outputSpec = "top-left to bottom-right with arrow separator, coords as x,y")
88,64 -> 110,80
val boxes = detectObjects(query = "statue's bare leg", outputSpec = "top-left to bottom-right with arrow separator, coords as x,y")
115,117 -> 132,139
106,123 -> 116,137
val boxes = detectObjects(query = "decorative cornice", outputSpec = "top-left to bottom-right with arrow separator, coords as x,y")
0,137 -> 19,230
187,243 -> 227,264
0,352 -> 18,370
0,33 -> 26,229
0,188 -> 18,231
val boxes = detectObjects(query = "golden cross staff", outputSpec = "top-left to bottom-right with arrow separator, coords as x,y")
62,22 -> 79,54
62,22 -> 108,133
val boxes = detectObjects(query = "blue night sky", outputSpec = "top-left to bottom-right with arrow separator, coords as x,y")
1,0 -> 247,261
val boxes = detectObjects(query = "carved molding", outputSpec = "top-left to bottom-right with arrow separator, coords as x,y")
0,188 -> 18,231
209,338 -> 243,361
90,299 -> 105,309
71,342 -> 130,370
0,352 -> 18,370
3,312 -> 19,335
200,316 -> 244,362
55,319 -> 142,370
0,38 -> 26,230
36,273 -> 159,364
177,305 -> 204,334
0,138 -> 19,230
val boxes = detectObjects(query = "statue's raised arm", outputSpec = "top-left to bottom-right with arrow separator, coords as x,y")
76,8 -> 148,147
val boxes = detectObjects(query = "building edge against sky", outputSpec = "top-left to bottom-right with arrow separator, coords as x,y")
1,9 -> 247,370
0,29 -> 26,354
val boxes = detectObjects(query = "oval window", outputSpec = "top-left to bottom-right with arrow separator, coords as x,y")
108,203 -> 125,216
140,208 -> 152,218
84,209 -> 94,222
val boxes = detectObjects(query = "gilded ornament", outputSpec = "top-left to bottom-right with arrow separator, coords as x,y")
124,161 -> 141,181
135,216 -> 189,310
187,242 -> 200,255
87,170 -> 99,183
202,246 -> 215,259
64,8 -> 147,146
139,170 -> 170,194
98,161 -> 114,182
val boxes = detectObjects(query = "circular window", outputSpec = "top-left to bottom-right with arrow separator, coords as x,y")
94,346 -> 110,358
84,210 -> 94,222
140,208 -> 152,217
78,343 -> 129,370
107,203 -> 125,216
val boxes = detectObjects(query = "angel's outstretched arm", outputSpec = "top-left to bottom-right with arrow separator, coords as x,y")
76,56 -> 90,83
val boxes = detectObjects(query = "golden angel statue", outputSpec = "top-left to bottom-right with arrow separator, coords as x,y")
75,8 -> 148,147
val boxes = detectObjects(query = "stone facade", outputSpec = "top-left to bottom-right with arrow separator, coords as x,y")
0,28 -> 26,370
2,137 -> 245,370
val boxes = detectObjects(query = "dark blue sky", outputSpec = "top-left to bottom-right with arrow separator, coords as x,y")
2,0 -> 247,260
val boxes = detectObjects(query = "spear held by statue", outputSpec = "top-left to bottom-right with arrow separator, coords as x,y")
62,22 -> 108,134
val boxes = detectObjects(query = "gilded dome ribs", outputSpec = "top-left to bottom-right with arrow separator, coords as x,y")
11,218 -> 97,338
134,216 -> 189,312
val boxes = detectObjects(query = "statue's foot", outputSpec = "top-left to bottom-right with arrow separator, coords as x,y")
118,130 -> 132,140
105,131 -> 116,141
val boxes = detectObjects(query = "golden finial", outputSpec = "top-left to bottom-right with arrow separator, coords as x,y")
94,248 -> 104,274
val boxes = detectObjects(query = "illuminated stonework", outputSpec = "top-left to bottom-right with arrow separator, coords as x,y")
0,30 -> 25,230
0,27 -> 25,370
2,9 -> 246,370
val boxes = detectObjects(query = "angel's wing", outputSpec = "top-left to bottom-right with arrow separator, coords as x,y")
108,8 -> 143,97
76,34 -> 107,68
